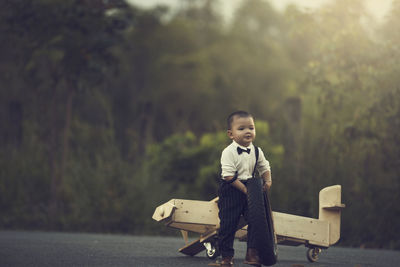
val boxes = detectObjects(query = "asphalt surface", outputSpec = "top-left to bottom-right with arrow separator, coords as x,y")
1,231 -> 399,267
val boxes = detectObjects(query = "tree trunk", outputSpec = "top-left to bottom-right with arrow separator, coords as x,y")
59,83 -> 74,197
48,82 -> 60,223
48,80 -> 74,225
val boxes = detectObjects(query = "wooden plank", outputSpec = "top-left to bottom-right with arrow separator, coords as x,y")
152,200 -> 176,222
179,237 -> 205,256
172,199 -> 219,226
200,230 -> 217,243
181,230 -> 189,244
209,197 -> 219,202
319,185 -> 345,245
277,236 -> 305,246
168,222 -> 216,234
322,204 -> 345,211
273,211 -> 330,247
235,227 -> 248,241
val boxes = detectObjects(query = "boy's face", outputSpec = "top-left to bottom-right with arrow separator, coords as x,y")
228,115 -> 256,147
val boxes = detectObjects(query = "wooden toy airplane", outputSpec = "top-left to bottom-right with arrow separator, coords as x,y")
152,185 -> 345,262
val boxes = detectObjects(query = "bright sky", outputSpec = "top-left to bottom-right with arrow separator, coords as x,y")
127,0 -> 393,21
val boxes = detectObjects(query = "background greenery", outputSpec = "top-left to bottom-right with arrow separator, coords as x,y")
1,0 -> 400,249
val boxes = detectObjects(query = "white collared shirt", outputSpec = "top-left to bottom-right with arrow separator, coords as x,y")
221,141 -> 271,180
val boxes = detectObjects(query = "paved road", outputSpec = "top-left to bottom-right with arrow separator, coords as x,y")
1,231 -> 399,267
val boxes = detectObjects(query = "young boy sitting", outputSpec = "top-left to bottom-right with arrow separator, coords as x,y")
218,111 -> 272,267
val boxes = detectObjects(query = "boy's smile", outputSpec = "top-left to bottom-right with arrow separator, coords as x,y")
228,116 -> 256,147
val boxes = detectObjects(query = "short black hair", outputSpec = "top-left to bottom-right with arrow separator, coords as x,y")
227,110 -> 253,130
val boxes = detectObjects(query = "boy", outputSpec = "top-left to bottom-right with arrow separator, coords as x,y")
218,111 -> 272,267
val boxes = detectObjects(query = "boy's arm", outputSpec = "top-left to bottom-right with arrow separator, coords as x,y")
224,176 -> 247,195
262,170 -> 272,191
256,147 -> 271,191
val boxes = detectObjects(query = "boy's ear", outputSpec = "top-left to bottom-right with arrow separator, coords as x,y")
227,130 -> 233,139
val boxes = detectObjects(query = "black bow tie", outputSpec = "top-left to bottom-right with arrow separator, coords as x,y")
237,147 -> 251,155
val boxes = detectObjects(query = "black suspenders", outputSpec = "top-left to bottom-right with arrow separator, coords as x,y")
252,145 -> 259,178
225,145 -> 259,184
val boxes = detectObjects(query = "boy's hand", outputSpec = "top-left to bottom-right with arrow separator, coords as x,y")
261,171 -> 272,192
263,180 -> 272,192
243,187 -> 248,195
225,176 -> 248,195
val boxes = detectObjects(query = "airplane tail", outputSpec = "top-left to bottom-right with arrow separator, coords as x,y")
318,185 -> 346,245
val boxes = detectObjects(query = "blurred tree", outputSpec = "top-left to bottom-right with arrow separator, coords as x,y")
0,0 -> 128,226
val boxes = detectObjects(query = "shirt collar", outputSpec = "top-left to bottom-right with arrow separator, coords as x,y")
233,140 -> 252,150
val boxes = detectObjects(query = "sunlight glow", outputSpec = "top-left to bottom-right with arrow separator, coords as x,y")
127,0 -> 393,21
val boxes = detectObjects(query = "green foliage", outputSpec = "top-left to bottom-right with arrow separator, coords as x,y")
1,0 -> 400,250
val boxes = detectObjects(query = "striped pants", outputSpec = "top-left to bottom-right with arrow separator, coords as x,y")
217,180 -> 255,258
